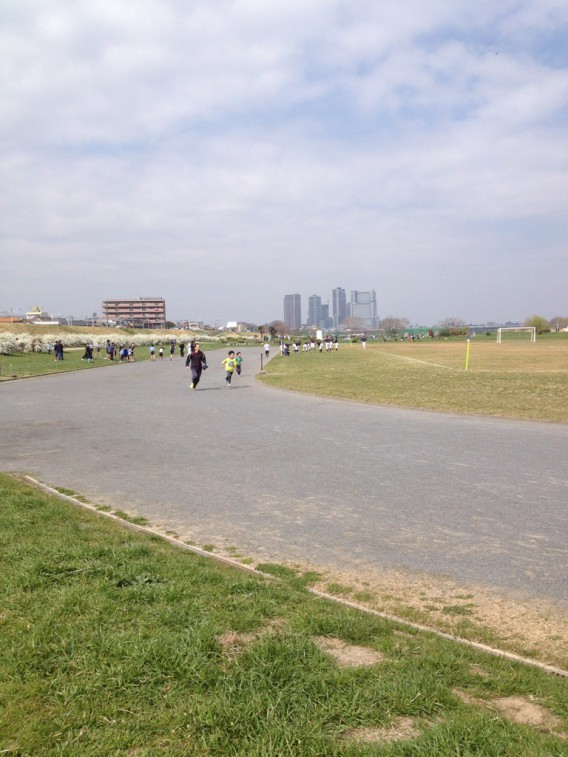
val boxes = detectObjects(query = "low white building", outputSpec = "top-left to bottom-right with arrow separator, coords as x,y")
25,305 -> 59,325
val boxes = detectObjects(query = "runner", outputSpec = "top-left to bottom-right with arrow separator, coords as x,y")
221,350 -> 236,387
187,343 -> 208,389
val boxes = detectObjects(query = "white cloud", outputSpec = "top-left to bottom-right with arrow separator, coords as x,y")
1,0 -> 567,325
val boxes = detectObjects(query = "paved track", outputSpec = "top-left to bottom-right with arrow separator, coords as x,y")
1,347 -> 567,604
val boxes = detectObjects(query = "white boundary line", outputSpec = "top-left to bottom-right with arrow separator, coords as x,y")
379,352 -> 455,370
18,474 -> 568,680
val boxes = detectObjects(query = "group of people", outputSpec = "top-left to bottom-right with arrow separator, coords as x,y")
53,340 -> 65,360
82,343 -> 94,362
102,340 -> 135,361
149,340 -> 191,361
184,342 -> 243,389
49,336 -> 252,390
280,336 -> 340,356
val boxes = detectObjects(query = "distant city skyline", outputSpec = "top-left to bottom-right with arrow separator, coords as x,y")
0,296 -> 538,331
285,287 -> 378,329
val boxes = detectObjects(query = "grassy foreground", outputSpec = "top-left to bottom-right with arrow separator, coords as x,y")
1,475 -> 567,755
259,338 -> 568,422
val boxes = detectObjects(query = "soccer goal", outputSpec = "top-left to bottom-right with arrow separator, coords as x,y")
496,327 -> 536,343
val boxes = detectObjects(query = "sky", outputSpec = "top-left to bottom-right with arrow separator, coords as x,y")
2,0 -> 568,327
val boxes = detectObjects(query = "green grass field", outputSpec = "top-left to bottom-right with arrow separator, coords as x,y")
0,348 -> 152,379
0,343 -> 222,380
259,337 -> 568,422
1,474 -> 567,755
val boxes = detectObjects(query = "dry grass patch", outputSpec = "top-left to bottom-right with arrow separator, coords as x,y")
493,697 -> 566,734
304,564 -> 568,668
453,690 -> 566,737
342,716 -> 420,744
377,338 -> 568,374
260,337 -> 568,421
314,636 -> 384,668
217,619 -> 288,659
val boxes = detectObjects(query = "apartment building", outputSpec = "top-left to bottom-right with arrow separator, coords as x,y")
102,297 -> 166,329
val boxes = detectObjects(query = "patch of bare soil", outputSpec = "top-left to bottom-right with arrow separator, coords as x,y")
492,696 -> 565,734
342,717 -> 420,744
314,636 -> 384,668
217,619 -> 287,659
453,690 -> 566,737
298,563 -> 568,670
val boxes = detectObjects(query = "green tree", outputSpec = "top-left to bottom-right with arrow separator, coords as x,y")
524,315 -> 550,334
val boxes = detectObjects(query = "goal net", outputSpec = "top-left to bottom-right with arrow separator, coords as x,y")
496,327 -> 536,343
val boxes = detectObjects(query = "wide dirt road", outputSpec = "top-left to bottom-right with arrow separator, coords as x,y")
1,347 -> 567,604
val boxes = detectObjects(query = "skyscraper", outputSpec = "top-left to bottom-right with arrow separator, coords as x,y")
332,287 -> 347,327
350,290 -> 378,327
308,295 -> 322,328
283,293 -> 302,330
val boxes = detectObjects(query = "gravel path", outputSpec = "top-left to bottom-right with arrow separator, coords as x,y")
1,347 -> 567,604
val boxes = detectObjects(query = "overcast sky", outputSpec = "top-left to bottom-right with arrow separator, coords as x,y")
2,1 -> 567,326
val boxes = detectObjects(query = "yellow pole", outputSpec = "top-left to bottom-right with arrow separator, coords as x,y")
465,338 -> 471,371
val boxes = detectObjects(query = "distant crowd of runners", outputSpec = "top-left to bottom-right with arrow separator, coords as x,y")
279,336 -> 340,356
278,335 -> 369,355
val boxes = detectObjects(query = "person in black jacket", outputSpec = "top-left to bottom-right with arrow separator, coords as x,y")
187,343 -> 207,389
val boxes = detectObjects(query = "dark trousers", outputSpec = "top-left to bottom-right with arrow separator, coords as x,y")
191,367 -> 203,387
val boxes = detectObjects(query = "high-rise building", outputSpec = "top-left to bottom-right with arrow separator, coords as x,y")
320,303 -> 332,329
332,287 -> 347,327
102,297 -> 166,328
307,295 -> 322,328
283,293 -> 302,330
350,290 -> 378,327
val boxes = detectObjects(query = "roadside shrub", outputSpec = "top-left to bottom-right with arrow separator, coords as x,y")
0,329 -> 216,354
14,334 -> 36,353
439,327 -> 468,337
0,334 -> 17,355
